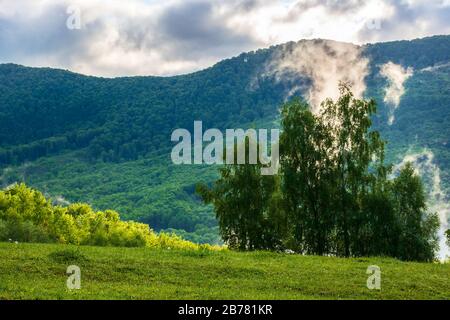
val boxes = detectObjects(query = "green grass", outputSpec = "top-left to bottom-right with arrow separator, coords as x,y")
0,242 -> 449,300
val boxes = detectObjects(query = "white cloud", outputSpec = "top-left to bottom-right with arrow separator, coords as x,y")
0,0 -> 449,76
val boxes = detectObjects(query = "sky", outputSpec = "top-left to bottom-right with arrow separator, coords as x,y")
0,0 -> 450,77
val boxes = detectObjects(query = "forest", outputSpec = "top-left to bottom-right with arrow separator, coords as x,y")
1,35 -> 450,243
1,85 -> 448,263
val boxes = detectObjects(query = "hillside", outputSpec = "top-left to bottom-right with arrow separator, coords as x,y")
0,242 -> 448,300
1,35 -> 450,243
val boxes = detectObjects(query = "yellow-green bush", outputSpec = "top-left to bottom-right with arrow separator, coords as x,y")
0,184 -> 223,251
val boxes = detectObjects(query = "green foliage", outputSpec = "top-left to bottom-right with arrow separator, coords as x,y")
0,49 -> 282,166
1,35 -> 450,246
202,85 -> 439,262
0,183 -> 221,251
0,153 -> 223,244
197,139 -> 285,251
321,85 -> 385,257
392,163 -> 440,261
279,97 -> 336,254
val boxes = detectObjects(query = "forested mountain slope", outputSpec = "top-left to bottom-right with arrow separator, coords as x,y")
1,35 -> 450,243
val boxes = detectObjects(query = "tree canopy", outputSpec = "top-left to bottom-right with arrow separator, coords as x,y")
199,84 -> 440,262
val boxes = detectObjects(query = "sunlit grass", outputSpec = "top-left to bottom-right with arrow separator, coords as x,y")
0,242 -> 448,300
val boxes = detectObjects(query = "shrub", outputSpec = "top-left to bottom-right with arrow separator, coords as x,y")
49,248 -> 88,264
0,184 -> 222,252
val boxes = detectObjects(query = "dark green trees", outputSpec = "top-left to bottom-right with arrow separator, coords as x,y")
279,98 -> 335,255
280,84 -> 398,258
197,141 -> 285,251
392,163 -> 439,262
321,86 -> 381,257
199,84 -> 439,262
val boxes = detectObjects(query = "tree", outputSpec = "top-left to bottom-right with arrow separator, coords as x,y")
279,98 -> 335,254
320,83 -> 385,257
197,139 -> 285,251
279,84 -> 389,257
392,163 -> 439,262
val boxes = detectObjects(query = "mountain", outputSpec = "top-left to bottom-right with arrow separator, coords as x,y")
1,35 -> 450,243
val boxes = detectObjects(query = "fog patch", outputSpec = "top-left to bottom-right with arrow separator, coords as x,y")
380,62 -> 413,125
265,39 -> 369,113
421,61 -> 450,73
53,195 -> 71,206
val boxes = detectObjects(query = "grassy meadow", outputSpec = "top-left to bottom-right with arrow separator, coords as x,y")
0,242 -> 448,300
